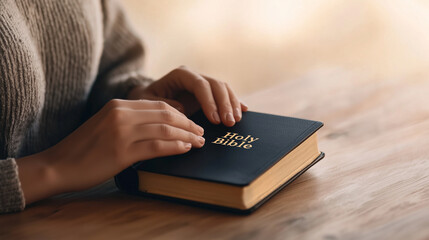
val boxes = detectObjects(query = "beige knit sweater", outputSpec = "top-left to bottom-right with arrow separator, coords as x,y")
0,0 -> 153,213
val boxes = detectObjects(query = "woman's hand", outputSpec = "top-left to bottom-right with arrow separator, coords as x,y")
16,99 -> 204,204
128,66 -> 248,127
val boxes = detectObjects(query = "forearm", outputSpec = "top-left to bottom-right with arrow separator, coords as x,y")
15,151 -> 61,205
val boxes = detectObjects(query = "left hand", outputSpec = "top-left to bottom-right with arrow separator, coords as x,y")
128,66 -> 248,127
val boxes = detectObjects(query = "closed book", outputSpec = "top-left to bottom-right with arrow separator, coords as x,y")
115,110 -> 324,213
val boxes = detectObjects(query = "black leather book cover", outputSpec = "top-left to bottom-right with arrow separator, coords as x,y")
115,110 -> 324,212
136,110 -> 322,185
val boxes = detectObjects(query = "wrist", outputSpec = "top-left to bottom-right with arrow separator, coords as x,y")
16,150 -> 63,204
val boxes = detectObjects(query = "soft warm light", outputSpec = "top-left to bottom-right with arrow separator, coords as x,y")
123,0 -> 429,94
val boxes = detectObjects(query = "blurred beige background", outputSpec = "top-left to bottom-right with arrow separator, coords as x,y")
121,0 -> 429,97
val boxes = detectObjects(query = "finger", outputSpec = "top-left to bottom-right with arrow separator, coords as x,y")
204,76 -> 235,126
225,84 -> 242,121
130,124 -> 205,148
209,77 -> 242,123
129,140 -> 192,163
165,67 -> 220,124
103,99 -> 184,116
241,102 -> 249,112
140,96 -> 185,114
162,99 -> 185,114
127,110 -> 204,136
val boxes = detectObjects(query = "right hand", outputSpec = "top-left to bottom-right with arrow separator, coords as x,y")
17,99 -> 205,204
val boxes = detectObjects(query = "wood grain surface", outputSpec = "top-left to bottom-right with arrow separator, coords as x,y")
1,68 -> 428,240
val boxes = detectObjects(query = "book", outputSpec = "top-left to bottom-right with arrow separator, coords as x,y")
115,110 -> 324,213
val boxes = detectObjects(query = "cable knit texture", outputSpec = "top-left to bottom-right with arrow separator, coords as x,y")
0,0 -> 153,213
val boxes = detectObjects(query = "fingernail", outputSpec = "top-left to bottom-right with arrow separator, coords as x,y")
234,108 -> 241,120
212,112 -> 221,123
198,126 -> 204,135
198,136 -> 205,145
226,112 -> 235,124
242,102 -> 249,109
184,142 -> 192,149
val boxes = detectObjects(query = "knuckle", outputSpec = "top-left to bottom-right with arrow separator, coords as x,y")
156,101 -> 169,110
161,110 -> 174,122
188,132 -> 196,141
150,140 -> 163,152
220,102 -> 232,111
171,66 -> 187,75
211,78 -> 222,86
188,120 -> 195,130
207,102 -> 218,111
174,140 -> 184,150
232,98 -> 240,106
159,124 -> 172,137
196,79 -> 209,88
105,99 -> 122,109
208,77 -> 221,86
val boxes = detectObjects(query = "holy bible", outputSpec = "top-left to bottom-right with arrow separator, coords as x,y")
115,110 -> 324,213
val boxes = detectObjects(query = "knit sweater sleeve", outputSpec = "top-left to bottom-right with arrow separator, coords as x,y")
88,0 -> 154,112
0,159 -> 25,213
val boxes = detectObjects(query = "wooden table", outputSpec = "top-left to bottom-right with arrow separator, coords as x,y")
1,70 -> 429,239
